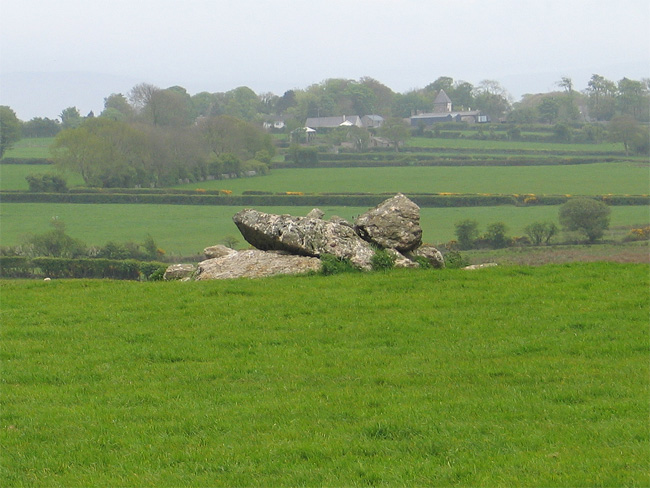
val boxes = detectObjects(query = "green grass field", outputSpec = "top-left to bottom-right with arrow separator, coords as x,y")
405,136 -> 625,153
1,203 -> 648,255
0,164 -> 85,191
2,137 -> 54,159
3,161 -> 648,195
1,263 -> 648,486
176,164 -> 650,196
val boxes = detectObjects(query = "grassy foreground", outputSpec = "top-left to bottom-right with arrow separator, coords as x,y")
1,263 -> 648,487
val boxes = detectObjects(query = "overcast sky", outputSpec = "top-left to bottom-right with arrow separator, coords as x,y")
1,0 -> 648,120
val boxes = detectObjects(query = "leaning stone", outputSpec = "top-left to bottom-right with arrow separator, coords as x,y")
233,209 -> 375,270
204,244 -> 237,259
354,193 -> 422,252
164,263 -> 197,281
407,245 -> 445,269
463,263 -> 498,270
195,250 -> 321,280
386,248 -> 420,268
306,208 -> 325,219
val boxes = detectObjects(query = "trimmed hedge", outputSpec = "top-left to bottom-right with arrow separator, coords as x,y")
0,256 -> 167,280
1,191 -> 647,207
0,158 -> 53,165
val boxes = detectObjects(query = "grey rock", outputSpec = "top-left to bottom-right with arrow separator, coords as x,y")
463,263 -> 498,270
233,209 -> 375,270
195,250 -> 321,280
163,263 -> 196,281
306,208 -> 325,219
354,193 -> 422,252
204,244 -> 237,259
386,248 -> 420,268
407,245 -> 445,269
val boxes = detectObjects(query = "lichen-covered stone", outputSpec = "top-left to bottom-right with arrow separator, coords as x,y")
354,193 -> 422,252
233,209 -> 375,270
195,250 -> 321,280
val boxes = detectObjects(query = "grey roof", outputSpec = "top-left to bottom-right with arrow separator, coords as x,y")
434,89 -> 452,104
305,115 -> 362,128
410,110 -> 480,120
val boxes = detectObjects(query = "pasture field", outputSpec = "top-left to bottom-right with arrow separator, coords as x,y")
176,164 -> 650,196
1,264 -> 648,487
3,162 -> 648,195
404,136 -> 624,153
0,164 -> 85,191
1,137 -> 53,160
1,203 -> 648,255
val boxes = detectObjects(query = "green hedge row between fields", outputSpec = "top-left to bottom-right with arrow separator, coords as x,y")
273,157 -> 623,169
0,158 -> 53,165
0,256 -> 167,280
1,191 -> 648,207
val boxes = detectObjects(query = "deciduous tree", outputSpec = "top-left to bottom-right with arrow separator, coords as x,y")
559,198 -> 610,243
0,106 -> 21,157
379,117 -> 410,151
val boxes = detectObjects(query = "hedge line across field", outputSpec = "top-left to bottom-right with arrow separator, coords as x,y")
0,256 -> 167,280
1,191 -> 648,207
274,157 -> 620,169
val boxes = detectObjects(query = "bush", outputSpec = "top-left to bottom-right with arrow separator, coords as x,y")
0,256 -> 167,280
559,198 -> 611,243
371,248 -> 396,271
524,221 -> 558,245
483,222 -> 510,249
25,173 -> 68,192
454,219 -> 480,250
623,226 -> 650,242
443,251 -> 469,269
287,145 -> 319,166
25,219 -> 86,258
320,254 -> 358,275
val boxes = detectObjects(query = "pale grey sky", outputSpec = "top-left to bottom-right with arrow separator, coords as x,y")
1,0 -> 648,120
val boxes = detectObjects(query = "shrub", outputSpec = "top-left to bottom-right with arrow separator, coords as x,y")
25,173 -> 68,192
25,219 -> 86,258
454,219 -> 480,250
288,145 -> 319,166
443,250 -> 469,269
623,226 -> 650,242
524,221 -> 558,245
483,222 -> 510,249
559,198 -> 611,243
320,254 -> 358,275
371,248 -> 396,271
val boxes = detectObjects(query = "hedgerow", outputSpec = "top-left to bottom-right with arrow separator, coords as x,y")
0,256 -> 167,280
1,191 -> 647,207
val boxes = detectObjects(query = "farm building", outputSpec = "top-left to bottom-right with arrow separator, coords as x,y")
305,115 -> 364,129
410,89 -> 490,126
304,115 -> 384,131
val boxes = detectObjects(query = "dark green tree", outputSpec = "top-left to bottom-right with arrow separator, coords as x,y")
524,222 -> 558,245
59,106 -> 82,129
484,222 -> 510,249
559,198 -> 611,243
608,115 -> 643,155
379,117 -> 410,152
454,219 -> 480,250
22,117 -> 61,137
0,106 -> 21,157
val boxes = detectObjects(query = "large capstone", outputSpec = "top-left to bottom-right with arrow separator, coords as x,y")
233,209 -> 375,270
195,249 -> 321,280
354,193 -> 422,252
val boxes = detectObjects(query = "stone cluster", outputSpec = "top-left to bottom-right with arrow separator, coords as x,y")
164,193 -> 445,281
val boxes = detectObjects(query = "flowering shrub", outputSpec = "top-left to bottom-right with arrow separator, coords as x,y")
624,226 -> 650,242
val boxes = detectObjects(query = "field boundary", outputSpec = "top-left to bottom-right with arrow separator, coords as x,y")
2,190 -> 648,207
